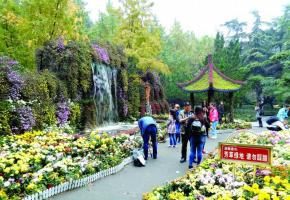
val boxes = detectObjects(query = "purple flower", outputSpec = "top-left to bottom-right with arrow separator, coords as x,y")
92,44 -> 110,64
57,37 -> 65,51
15,106 -> 35,132
261,170 -> 271,176
215,169 -> 223,176
210,163 -> 218,168
0,57 -> 24,101
56,102 -> 70,126
196,195 -> 206,200
7,60 -> 18,66
270,138 -> 278,145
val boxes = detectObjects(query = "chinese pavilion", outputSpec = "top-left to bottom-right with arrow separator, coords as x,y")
177,54 -> 246,122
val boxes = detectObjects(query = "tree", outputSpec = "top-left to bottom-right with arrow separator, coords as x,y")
89,0 -> 121,43
223,18 -> 247,41
114,0 -> 169,74
160,21 -> 214,100
0,0 -> 90,70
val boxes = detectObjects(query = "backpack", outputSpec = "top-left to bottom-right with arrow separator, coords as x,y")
132,149 -> 146,167
191,119 -> 206,136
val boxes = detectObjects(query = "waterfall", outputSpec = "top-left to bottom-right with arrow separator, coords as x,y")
92,63 -> 118,125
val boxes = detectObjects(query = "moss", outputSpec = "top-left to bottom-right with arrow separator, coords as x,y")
212,71 -> 242,90
184,72 -> 210,91
183,71 -> 241,91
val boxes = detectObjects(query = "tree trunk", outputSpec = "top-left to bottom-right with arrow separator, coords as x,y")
229,92 -> 234,122
190,93 -> 195,109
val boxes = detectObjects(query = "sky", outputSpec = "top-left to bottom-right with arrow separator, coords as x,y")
84,0 -> 289,38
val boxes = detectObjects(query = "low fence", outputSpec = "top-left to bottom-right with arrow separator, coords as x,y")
23,156 -> 134,200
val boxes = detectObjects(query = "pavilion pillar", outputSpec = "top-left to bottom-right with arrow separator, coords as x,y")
190,93 -> 195,109
229,92 -> 234,122
207,89 -> 214,104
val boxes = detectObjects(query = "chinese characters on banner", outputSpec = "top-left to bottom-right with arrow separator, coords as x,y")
219,143 -> 272,165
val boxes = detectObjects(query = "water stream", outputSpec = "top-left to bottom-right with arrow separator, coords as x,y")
91,63 -> 118,125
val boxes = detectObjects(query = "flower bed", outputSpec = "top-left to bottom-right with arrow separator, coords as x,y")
0,131 -> 142,199
143,130 -> 290,200
217,120 -> 252,130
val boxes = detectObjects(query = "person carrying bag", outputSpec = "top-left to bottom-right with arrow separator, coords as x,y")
188,107 -> 210,169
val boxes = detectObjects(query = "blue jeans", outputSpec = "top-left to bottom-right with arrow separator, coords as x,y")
175,123 -> 181,143
210,121 -> 218,137
142,125 -> 157,159
189,135 -> 206,167
169,133 -> 176,146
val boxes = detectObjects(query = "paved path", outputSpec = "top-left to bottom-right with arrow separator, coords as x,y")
52,130 -> 235,200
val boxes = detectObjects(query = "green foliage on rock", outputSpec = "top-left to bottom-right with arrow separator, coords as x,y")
37,40 -> 92,99
128,74 -> 141,118
69,102 -> 81,128
0,101 -> 12,135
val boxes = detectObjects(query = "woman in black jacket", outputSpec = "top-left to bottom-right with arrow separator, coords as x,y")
188,106 -> 210,169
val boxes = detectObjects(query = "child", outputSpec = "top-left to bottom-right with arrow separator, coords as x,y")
167,109 -> 177,147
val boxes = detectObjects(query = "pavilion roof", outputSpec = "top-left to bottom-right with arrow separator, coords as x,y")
177,54 -> 245,93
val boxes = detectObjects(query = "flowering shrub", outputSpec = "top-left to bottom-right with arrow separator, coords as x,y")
143,130 -> 290,200
15,106 -> 35,132
0,130 -> 142,199
56,102 -> 70,126
92,44 -> 110,64
0,57 -> 23,101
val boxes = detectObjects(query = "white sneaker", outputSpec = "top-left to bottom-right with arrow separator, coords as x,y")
211,135 -> 217,139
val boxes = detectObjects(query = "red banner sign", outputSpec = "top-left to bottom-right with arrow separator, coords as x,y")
219,143 -> 272,165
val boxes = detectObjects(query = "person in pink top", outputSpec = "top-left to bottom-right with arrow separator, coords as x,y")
209,102 -> 219,139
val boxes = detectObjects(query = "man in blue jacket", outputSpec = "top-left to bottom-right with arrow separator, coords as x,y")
138,116 -> 158,160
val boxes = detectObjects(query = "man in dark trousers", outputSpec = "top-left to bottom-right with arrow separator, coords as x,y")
138,116 -> 158,160
179,102 -> 194,163
217,101 -> 225,124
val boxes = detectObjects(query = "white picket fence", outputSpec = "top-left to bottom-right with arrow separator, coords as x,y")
23,156 -> 133,200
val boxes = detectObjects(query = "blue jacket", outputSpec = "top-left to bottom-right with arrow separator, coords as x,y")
277,108 -> 288,121
138,116 -> 157,135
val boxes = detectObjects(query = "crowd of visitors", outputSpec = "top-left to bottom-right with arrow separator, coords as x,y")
138,101 -> 288,169
138,100 -> 224,169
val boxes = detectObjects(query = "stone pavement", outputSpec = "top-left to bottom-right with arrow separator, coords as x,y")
52,130 -> 236,200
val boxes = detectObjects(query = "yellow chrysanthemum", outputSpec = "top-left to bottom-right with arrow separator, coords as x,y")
252,183 -> 259,189
272,176 -> 281,185
264,176 -> 271,183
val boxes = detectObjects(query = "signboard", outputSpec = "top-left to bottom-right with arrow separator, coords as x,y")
219,142 -> 272,166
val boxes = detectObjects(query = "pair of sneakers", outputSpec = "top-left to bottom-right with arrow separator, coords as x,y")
168,145 -> 176,148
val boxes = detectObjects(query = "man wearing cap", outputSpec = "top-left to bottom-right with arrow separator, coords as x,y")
138,116 -> 158,160
178,102 -> 194,163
